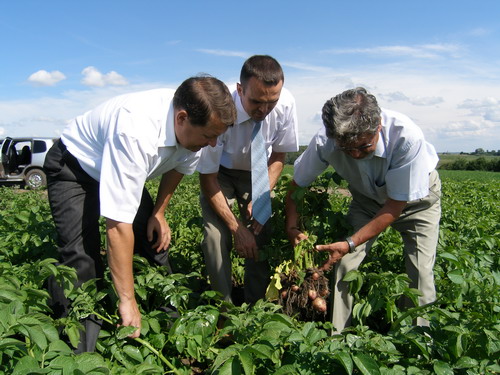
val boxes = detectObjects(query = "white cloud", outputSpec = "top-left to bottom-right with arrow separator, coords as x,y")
382,92 -> 444,106
322,43 -> 462,59
81,66 -> 128,87
282,61 -> 332,73
459,97 -> 500,122
468,28 -> 490,37
197,49 -> 249,58
28,70 -> 66,86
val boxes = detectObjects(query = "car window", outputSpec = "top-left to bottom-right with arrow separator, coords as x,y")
33,140 -> 47,153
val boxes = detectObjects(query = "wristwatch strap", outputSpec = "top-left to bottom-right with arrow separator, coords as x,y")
345,236 -> 356,253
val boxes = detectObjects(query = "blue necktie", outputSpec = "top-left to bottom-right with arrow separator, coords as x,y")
251,121 -> 272,225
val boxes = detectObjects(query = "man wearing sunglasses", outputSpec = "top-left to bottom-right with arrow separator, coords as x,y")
286,87 -> 441,333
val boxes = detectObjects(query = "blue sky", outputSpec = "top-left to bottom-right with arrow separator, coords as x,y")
1,0 -> 499,152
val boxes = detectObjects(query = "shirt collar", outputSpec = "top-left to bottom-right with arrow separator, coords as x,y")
373,121 -> 388,159
159,102 -> 178,148
235,94 -> 252,125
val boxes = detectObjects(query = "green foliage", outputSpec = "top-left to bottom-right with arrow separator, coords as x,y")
438,154 -> 500,171
0,172 -> 498,373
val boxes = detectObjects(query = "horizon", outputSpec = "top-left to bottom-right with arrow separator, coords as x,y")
1,0 -> 499,153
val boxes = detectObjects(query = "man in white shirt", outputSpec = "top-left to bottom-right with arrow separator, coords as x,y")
197,55 -> 299,304
286,87 -> 441,333
44,76 -> 236,352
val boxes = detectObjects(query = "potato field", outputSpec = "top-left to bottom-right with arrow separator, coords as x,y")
0,169 -> 498,374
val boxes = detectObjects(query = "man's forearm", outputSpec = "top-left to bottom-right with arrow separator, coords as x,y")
285,181 -> 300,230
200,173 -> 242,233
106,219 -> 136,303
350,198 -> 407,247
267,151 -> 286,190
153,170 -> 184,216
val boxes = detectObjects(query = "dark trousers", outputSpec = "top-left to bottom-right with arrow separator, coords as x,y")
44,139 -> 170,353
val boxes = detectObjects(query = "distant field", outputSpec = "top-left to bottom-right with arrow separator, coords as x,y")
283,164 -> 499,182
437,153 -> 499,168
438,169 -> 500,181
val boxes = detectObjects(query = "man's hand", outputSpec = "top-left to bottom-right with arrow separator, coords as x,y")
233,224 -> 259,261
118,298 -> 141,338
147,214 -> 171,252
287,227 -> 308,247
316,241 -> 350,271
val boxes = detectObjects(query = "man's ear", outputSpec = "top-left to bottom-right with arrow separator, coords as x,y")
175,109 -> 188,126
236,83 -> 243,97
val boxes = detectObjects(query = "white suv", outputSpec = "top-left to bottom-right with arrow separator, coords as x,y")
1,137 -> 56,189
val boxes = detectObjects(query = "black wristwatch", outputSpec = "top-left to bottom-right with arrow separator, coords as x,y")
345,236 -> 356,253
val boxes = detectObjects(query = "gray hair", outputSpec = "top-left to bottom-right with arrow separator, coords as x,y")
321,87 -> 381,144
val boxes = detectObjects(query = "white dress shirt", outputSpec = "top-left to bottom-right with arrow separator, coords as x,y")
293,109 -> 439,204
61,88 -> 200,223
196,85 -> 299,174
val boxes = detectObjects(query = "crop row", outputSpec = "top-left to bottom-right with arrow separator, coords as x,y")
0,171 -> 498,374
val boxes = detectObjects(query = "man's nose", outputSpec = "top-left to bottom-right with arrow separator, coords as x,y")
207,138 -> 217,147
349,149 -> 362,158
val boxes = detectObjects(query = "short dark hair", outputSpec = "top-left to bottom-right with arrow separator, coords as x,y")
240,55 -> 284,87
322,87 -> 381,144
173,75 -> 236,127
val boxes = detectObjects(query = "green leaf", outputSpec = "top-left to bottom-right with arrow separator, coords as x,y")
247,343 -> 274,359
123,344 -> 144,363
447,269 -> 464,284
40,323 -> 60,343
12,355 -> 41,373
0,337 -> 26,350
212,345 -> 241,371
21,232 -> 30,245
217,357 -> 240,375
175,335 -> 186,353
454,356 -> 478,369
66,324 -> 81,349
74,352 -> 109,373
342,270 -> 360,282
334,351 -> 353,374
238,348 -> 254,375
28,325 -> 48,350
148,317 -> 161,334
352,353 -> 380,375
273,364 -> 299,375
433,360 -> 454,375
116,325 -> 138,340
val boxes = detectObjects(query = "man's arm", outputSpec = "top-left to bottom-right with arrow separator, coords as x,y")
148,169 -> 184,251
285,179 -> 309,246
317,198 -> 407,270
267,151 -> 286,190
106,219 -> 141,338
200,172 -> 259,260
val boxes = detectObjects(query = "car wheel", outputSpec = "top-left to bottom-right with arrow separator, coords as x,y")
25,168 -> 47,189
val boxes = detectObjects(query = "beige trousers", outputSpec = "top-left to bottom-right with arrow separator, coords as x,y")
200,166 -> 272,304
331,170 -> 441,332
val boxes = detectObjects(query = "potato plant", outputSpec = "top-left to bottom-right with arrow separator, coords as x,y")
0,170 -> 498,374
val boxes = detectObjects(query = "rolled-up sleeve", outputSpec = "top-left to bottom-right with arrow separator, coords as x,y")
293,132 -> 329,187
196,141 -> 223,174
99,109 -> 156,223
386,138 -> 431,202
